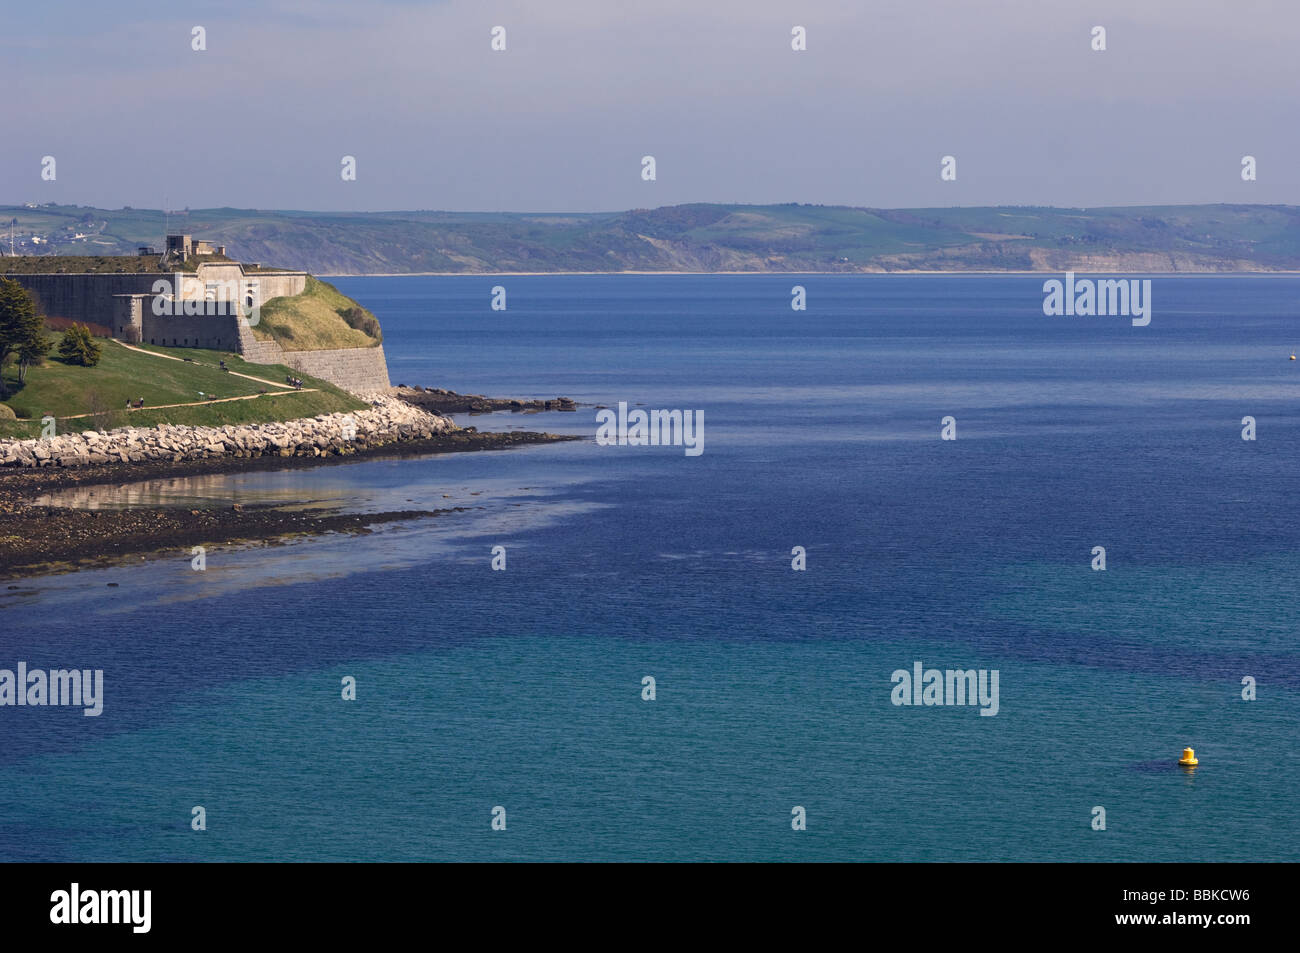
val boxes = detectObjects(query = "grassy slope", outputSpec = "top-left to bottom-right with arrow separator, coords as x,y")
0,336 -> 366,439
254,276 -> 381,351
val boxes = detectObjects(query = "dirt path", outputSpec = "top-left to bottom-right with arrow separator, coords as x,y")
111,340 -> 298,389
58,388 -> 316,420
52,341 -> 317,420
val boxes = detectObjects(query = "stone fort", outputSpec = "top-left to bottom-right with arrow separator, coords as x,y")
1,236 -> 390,394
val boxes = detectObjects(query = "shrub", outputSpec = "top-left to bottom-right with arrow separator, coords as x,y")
57,323 -> 103,367
339,306 -> 382,340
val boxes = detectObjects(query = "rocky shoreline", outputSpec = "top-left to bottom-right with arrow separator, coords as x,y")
391,385 -> 578,415
0,395 -> 582,578
0,394 -> 458,469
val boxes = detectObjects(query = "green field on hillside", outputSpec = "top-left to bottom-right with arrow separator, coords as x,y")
0,336 -> 366,438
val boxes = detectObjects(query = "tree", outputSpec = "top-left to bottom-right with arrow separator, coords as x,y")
57,322 -> 102,367
17,330 -> 51,383
0,277 -> 49,395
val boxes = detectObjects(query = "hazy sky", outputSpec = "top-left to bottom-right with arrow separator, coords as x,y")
4,0 -> 1296,212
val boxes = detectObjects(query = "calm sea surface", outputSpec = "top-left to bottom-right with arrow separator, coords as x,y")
2,275 -> 1297,861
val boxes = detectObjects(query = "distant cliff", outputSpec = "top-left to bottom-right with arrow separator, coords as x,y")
5,203 -> 1299,274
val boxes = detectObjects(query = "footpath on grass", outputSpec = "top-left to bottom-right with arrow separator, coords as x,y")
56,341 -> 317,419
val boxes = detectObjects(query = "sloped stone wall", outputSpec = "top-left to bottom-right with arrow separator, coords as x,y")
233,322 -> 390,393
277,345 -> 391,394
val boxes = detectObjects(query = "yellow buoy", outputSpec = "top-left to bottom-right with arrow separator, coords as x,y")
1178,747 -> 1199,767
1291,354 -> 1297,360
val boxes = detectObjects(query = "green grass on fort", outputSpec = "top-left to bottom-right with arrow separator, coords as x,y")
0,335 -> 367,439
254,276 -> 382,351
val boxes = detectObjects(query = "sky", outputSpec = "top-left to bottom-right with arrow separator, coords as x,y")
3,0 -> 1297,212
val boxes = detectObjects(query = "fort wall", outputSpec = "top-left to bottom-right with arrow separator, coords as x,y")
277,345 -> 391,394
232,319 -> 390,392
12,274 -> 160,326
4,255 -> 382,395
144,311 -> 244,351
5,268 -> 307,327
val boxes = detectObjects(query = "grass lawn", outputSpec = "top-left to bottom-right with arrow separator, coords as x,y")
1,336 -> 367,438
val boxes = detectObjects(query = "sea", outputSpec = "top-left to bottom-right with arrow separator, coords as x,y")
1,274 -> 1297,862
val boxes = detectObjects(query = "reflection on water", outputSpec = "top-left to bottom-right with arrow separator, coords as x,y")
15,443 -> 608,605
16,496 -> 611,613
34,418 -> 596,515
33,444 -> 592,515
34,473 -> 349,511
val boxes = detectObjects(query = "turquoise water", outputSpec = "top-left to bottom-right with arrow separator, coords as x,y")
1,275 -> 1297,861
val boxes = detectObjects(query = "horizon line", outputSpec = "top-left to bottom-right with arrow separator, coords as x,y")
3,201 -> 1297,217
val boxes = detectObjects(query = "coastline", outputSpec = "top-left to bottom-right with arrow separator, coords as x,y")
0,427 -> 581,579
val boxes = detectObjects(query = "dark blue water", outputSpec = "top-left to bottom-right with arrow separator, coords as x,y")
2,275 -> 1297,861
